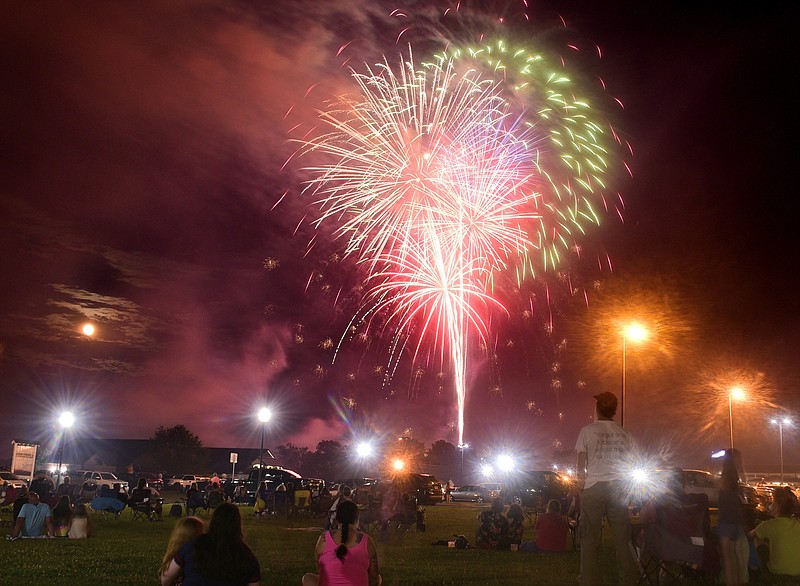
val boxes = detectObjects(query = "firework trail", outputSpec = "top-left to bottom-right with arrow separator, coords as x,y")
297,15 -> 623,444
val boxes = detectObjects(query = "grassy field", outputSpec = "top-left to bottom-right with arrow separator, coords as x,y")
0,500 -> 625,585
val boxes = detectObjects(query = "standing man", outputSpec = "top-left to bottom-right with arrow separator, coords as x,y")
575,392 -> 638,585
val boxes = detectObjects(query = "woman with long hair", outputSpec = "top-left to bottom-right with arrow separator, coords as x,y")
67,503 -> 93,539
303,500 -> 381,586
158,516 -> 205,585
717,449 -> 748,585
51,494 -> 72,537
160,503 -> 260,586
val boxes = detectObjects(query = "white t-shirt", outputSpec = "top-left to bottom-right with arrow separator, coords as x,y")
575,420 -> 631,489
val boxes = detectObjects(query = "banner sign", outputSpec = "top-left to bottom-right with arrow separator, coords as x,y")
11,441 -> 39,482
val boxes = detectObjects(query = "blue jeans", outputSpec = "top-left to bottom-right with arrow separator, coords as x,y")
578,480 -> 638,586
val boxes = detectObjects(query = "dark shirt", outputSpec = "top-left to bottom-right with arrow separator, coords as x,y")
129,487 -> 152,504
176,538 -> 261,586
718,489 -> 745,526
476,511 -> 509,550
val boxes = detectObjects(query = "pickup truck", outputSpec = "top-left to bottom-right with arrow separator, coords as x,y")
167,474 -> 207,490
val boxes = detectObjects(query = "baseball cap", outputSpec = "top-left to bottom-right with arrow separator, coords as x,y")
593,392 -> 618,412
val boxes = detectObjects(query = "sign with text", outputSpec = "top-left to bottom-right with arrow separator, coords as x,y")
11,441 -> 39,481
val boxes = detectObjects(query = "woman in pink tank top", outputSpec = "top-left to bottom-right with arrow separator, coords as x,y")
302,500 -> 381,586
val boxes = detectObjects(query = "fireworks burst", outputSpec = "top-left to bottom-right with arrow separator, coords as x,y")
295,15 -> 624,443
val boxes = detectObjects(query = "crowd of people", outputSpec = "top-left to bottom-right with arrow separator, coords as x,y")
5,391 -> 800,585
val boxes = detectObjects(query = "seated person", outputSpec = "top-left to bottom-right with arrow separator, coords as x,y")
130,477 -> 163,520
80,480 -> 97,503
114,482 -> 129,505
302,500 -> 381,586
1,483 -> 17,509
11,490 -> 54,538
56,476 -> 75,501
387,492 -> 416,529
476,498 -> 509,550
505,503 -> 526,547
51,495 -> 73,537
29,475 -> 53,503
99,484 -> 115,498
521,499 -> 570,552
206,483 -> 225,509
751,487 -> 800,580
637,468 -> 718,574
68,503 -> 93,539
186,482 -> 207,512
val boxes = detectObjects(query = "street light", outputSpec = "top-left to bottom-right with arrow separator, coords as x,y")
770,416 -> 792,482
256,407 -> 272,491
457,443 -> 469,485
728,386 -> 746,449
56,411 -> 75,488
621,322 -> 648,428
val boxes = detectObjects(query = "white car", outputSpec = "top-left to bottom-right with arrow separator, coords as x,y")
169,474 -> 204,490
0,471 -> 28,489
79,470 -> 129,490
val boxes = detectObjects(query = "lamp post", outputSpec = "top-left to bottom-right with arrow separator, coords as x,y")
457,443 -> 469,485
621,322 -> 648,428
56,411 -> 75,488
256,407 -> 272,491
728,386 -> 746,449
770,416 -> 792,482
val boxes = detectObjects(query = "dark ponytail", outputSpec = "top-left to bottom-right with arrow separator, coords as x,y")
334,500 -> 359,561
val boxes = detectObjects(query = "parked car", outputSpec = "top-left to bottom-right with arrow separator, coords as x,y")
392,473 -> 444,506
503,470 -> 570,510
77,470 -> 129,490
0,471 -> 28,489
480,483 -> 502,500
242,466 -> 304,500
138,473 -> 164,491
450,484 -> 487,502
167,474 -> 206,490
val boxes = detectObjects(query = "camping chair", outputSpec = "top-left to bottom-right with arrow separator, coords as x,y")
293,489 -> 312,515
636,497 -> 717,585
358,505 -> 382,535
130,497 -> 158,521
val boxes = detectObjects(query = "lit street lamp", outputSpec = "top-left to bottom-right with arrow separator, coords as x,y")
621,322 -> 648,428
56,411 -> 75,488
728,386 -> 746,449
771,416 -> 792,482
457,443 -> 469,485
256,407 -> 272,490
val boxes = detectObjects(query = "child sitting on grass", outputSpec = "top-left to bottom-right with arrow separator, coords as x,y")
158,516 -> 205,585
68,503 -> 93,539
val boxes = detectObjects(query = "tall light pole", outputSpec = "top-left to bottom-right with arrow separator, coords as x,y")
621,322 -> 648,428
56,411 -> 75,488
728,386 -> 746,449
771,416 -> 792,482
457,443 -> 469,485
256,407 -> 272,491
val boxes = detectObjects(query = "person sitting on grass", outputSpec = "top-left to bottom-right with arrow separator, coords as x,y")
751,486 -> 800,581
51,494 -> 73,537
476,498 -> 509,550
158,516 -> 205,585
10,490 -> 54,539
68,503 -> 93,539
505,503 -> 526,548
160,503 -> 260,586
520,499 -> 570,553
302,499 -> 381,586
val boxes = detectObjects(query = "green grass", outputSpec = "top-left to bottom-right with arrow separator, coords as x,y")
0,501 -> 624,585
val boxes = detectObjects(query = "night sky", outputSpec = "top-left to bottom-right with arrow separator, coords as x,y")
2,1 -> 798,473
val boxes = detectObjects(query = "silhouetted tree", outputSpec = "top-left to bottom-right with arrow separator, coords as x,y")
149,425 -> 206,474
303,440 -> 346,480
272,443 -> 309,473
427,440 -> 458,466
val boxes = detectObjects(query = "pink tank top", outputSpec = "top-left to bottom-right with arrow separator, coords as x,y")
319,530 -> 370,586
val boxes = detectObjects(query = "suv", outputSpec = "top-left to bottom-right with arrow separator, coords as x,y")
243,466 -> 303,499
503,470 -> 570,510
392,473 -> 444,506
78,470 -> 129,490
0,471 -> 28,489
